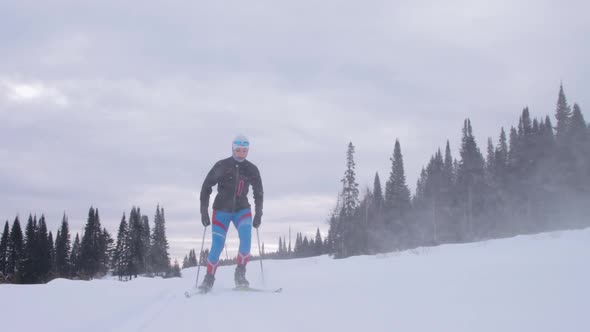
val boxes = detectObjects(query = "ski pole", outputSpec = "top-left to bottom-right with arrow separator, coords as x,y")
194,226 -> 208,289
256,228 -> 265,285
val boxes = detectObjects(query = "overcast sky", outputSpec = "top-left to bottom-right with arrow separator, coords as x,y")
1,0 -> 589,262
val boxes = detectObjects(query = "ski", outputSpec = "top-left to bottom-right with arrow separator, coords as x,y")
184,288 -> 210,298
185,286 -> 282,297
232,286 -> 283,293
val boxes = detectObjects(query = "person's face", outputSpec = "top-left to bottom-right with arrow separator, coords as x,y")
233,147 -> 249,161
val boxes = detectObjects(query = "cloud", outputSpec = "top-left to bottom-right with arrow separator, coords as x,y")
1,78 -> 69,107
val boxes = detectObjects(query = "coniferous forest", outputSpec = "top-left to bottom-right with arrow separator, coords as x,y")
0,205 -> 179,284
327,85 -> 590,258
1,85 -> 588,282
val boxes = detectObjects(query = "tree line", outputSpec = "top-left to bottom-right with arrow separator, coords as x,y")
0,205 -> 179,284
327,84 -> 590,258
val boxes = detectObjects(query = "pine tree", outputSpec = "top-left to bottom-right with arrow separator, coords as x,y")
495,128 -> 508,181
456,119 -> 486,240
486,138 -> 495,176
113,214 -> 131,280
295,234 -> 303,257
341,142 -> 360,217
302,237 -> 310,257
37,215 -> 52,282
128,207 -> 147,277
385,140 -> 411,216
55,214 -> 71,278
439,140 -> 457,243
48,231 -> 55,279
141,215 -> 151,274
567,103 -> 589,194
80,207 -> 103,279
332,142 -> 360,258
554,83 -> 572,142
150,206 -> 170,276
188,249 -> 198,267
19,215 -> 38,283
170,259 -> 181,278
100,228 -> 114,275
384,139 -> 412,249
70,233 -> 81,279
199,249 -> 208,266
423,150 -> 445,245
314,228 -> 323,255
0,221 -> 9,277
7,217 -> 24,280
373,172 -> 384,214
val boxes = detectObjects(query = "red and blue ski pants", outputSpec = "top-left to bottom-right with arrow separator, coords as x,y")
207,208 -> 252,275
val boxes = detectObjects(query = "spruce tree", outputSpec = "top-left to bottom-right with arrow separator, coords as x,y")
19,215 -> 38,283
128,207 -> 146,277
314,228 -> 323,255
37,215 -> 52,282
486,138 -> 495,176
567,103 -> 589,196
456,119 -> 486,240
495,128 -> 508,180
373,172 -> 384,214
141,215 -> 151,273
554,84 -> 572,142
171,260 -> 181,278
332,142 -> 360,258
439,140 -> 457,242
48,231 -> 56,279
302,237 -> 310,257
385,140 -> 411,216
384,139 -> 412,248
100,228 -> 114,275
189,249 -> 198,266
80,207 -> 102,279
295,233 -> 303,257
55,214 -> 71,278
113,214 -> 131,280
424,150 -> 445,244
341,142 -> 360,217
151,206 -> 170,276
7,217 -> 24,280
70,233 -> 81,279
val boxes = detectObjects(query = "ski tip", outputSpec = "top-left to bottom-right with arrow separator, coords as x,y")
232,286 -> 283,293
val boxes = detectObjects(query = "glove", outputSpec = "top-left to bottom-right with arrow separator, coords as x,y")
253,213 -> 262,228
201,207 -> 210,227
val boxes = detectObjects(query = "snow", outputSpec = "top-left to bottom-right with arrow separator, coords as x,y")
2,229 -> 589,332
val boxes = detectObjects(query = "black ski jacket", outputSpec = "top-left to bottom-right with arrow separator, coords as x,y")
200,157 -> 263,215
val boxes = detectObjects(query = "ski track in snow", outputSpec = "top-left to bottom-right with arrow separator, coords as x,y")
1,229 -> 589,332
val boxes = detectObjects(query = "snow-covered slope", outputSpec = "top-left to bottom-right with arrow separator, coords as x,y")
2,229 -> 589,332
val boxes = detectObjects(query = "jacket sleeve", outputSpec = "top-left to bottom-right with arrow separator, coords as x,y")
252,165 -> 264,215
200,161 -> 223,211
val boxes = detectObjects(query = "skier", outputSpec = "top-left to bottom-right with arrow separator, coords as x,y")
198,134 -> 264,292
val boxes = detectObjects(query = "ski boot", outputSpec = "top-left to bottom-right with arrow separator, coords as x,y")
198,273 -> 215,293
234,265 -> 249,288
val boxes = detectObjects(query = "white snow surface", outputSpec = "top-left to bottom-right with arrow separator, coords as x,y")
2,229 -> 589,332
